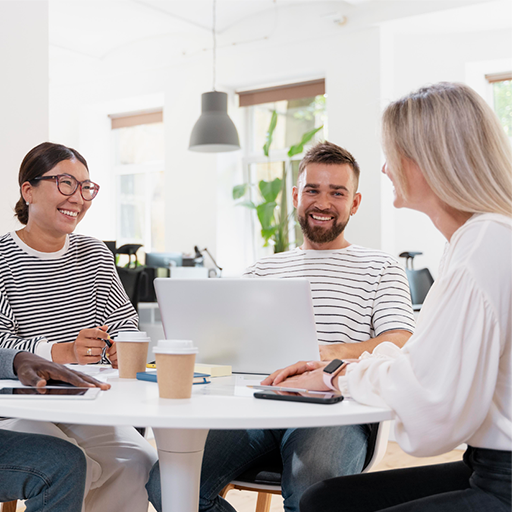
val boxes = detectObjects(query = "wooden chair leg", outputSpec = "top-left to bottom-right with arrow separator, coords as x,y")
1,501 -> 18,512
219,483 -> 235,499
255,492 -> 272,512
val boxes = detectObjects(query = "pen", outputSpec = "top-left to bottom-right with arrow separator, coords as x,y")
103,334 -> 112,348
101,334 -> 113,364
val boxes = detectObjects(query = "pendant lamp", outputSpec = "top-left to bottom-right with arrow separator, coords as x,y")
189,0 -> 240,153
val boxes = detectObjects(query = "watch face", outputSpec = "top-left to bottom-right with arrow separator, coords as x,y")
323,358 -> 344,374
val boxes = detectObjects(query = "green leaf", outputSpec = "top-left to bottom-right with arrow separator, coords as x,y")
256,201 -> 277,230
232,183 -> 248,200
261,226 -> 277,242
235,200 -> 256,209
263,110 -> 278,157
287,125 -> 324,157
259,178 -> 282,203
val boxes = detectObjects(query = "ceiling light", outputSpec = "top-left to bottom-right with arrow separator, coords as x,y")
189,0 -> 240,153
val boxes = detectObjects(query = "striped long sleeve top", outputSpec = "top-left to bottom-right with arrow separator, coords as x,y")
244,245 -> 415,344
0,232 -> 138,359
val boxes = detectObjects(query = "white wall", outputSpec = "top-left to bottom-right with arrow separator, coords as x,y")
1,1 -> 506,278
0,1 -> 49,236
384,27 -> 512,276
326,27 -> 383,250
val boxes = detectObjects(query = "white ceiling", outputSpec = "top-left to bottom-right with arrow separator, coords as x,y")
48,0 -> 509,83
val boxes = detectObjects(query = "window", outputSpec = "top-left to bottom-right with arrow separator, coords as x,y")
486,72 -> 512,139
110,110 -> 165,252
238,80 -> 327,256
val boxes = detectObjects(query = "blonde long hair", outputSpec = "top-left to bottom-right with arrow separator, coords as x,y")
382,82 -> 512,217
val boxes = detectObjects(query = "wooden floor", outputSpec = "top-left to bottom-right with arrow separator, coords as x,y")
11,441 -> 463,512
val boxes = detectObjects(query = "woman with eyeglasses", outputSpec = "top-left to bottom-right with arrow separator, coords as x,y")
0,142 -> 157,512
263,83 -> 511,512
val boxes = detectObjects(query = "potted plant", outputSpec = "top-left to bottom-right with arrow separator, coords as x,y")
233,110 -> 322,253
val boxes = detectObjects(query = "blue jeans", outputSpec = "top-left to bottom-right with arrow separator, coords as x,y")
147,425 -> 369,512
0,429 -> 86,512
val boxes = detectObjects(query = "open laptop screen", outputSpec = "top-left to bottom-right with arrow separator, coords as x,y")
154,278 -> 319,374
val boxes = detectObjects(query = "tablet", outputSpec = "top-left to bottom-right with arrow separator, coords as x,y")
0,386 -> 101,400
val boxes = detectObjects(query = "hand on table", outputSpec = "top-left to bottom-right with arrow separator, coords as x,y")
261,360 -> 328,387
13,351 -> 111,390
261,359 -> 359,391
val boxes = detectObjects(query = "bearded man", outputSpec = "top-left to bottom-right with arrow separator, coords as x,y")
146,141 -> 415,512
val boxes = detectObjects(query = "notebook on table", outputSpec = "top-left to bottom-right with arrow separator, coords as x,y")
136,370 -> 210,385
154,278 -> 320,375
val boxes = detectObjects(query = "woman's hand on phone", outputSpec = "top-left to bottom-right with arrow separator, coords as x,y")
261,360 -> 328,387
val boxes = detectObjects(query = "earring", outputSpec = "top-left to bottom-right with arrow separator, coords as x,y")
26,201 -> 29,206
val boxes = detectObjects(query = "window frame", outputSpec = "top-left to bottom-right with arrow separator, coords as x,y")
110,115 -> 165,252
241,90 -> 326,258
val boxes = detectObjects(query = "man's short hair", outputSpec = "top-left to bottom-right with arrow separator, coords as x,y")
298,141 -> 360,190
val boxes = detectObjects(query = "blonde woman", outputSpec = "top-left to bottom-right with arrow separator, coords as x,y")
264,82 -> 512,511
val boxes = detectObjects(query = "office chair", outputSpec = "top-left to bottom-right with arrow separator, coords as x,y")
116,243 -> 143,268
220,421 -> 390,512
102,240 -> 117,258
116,265 -> 146,310
399,251 -> 434,311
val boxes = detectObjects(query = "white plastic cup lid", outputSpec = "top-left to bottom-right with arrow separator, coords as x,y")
114,331 -> 151,343
153,339 -> 198,355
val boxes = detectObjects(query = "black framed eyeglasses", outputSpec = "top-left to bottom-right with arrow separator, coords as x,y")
31,174 -> 100,201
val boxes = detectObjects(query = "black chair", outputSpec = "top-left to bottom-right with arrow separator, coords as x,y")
221,422 -> 389,512
399,251 -> 434,311
116,266 -> 146,310
116,243 -> 143,268
102,240 -> 117,258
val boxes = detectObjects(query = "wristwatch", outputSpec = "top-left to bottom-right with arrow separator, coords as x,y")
322,359 -> 346,391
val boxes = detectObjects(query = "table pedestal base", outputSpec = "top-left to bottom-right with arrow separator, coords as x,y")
153,428 -> 209,512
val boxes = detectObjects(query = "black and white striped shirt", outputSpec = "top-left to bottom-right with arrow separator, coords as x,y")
244,246 -> 415,344
0,232 -> 138,358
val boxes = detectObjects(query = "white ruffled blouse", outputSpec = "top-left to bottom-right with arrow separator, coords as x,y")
342,213 -> 512,456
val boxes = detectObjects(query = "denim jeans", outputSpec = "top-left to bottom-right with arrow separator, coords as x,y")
300,446 -> 511,512
0,429 -> 86,512
147,424 -> 369,512
1,418 -> 157,512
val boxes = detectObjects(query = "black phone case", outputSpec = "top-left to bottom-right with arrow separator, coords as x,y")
254,391 -> 344,405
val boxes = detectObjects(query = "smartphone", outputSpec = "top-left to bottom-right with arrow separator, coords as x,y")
0,387 -> 101,400
254,389 -> 344,404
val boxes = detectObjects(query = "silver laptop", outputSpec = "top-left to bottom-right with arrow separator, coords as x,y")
154,278 -> 320,374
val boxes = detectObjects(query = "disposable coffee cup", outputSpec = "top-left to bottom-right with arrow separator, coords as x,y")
114,331 -> 151,379
153,340 -> 198,399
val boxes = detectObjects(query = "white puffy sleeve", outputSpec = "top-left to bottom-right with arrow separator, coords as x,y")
345,266 -> 502,456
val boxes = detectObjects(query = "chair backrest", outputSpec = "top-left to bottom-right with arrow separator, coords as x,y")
405,267 -> 434,306
361,420 -> 390,473
116,266 -> 146,309
102,240 -> 117,257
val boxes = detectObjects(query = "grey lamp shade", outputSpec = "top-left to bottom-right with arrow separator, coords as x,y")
189,91 -> 241,153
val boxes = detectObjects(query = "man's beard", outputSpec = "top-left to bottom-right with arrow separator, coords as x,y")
298,209 -> 350,244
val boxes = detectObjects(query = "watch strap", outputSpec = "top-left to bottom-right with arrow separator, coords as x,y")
323,360 -> 345,391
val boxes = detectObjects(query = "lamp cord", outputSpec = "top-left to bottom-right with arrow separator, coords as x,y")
212,0 -> 216,91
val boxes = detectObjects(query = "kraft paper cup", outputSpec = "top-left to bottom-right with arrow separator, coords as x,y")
115,331 -> 150,379
153,340 -> 199,399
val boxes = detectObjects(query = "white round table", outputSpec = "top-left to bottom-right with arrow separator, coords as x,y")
0,373 -> 394,512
